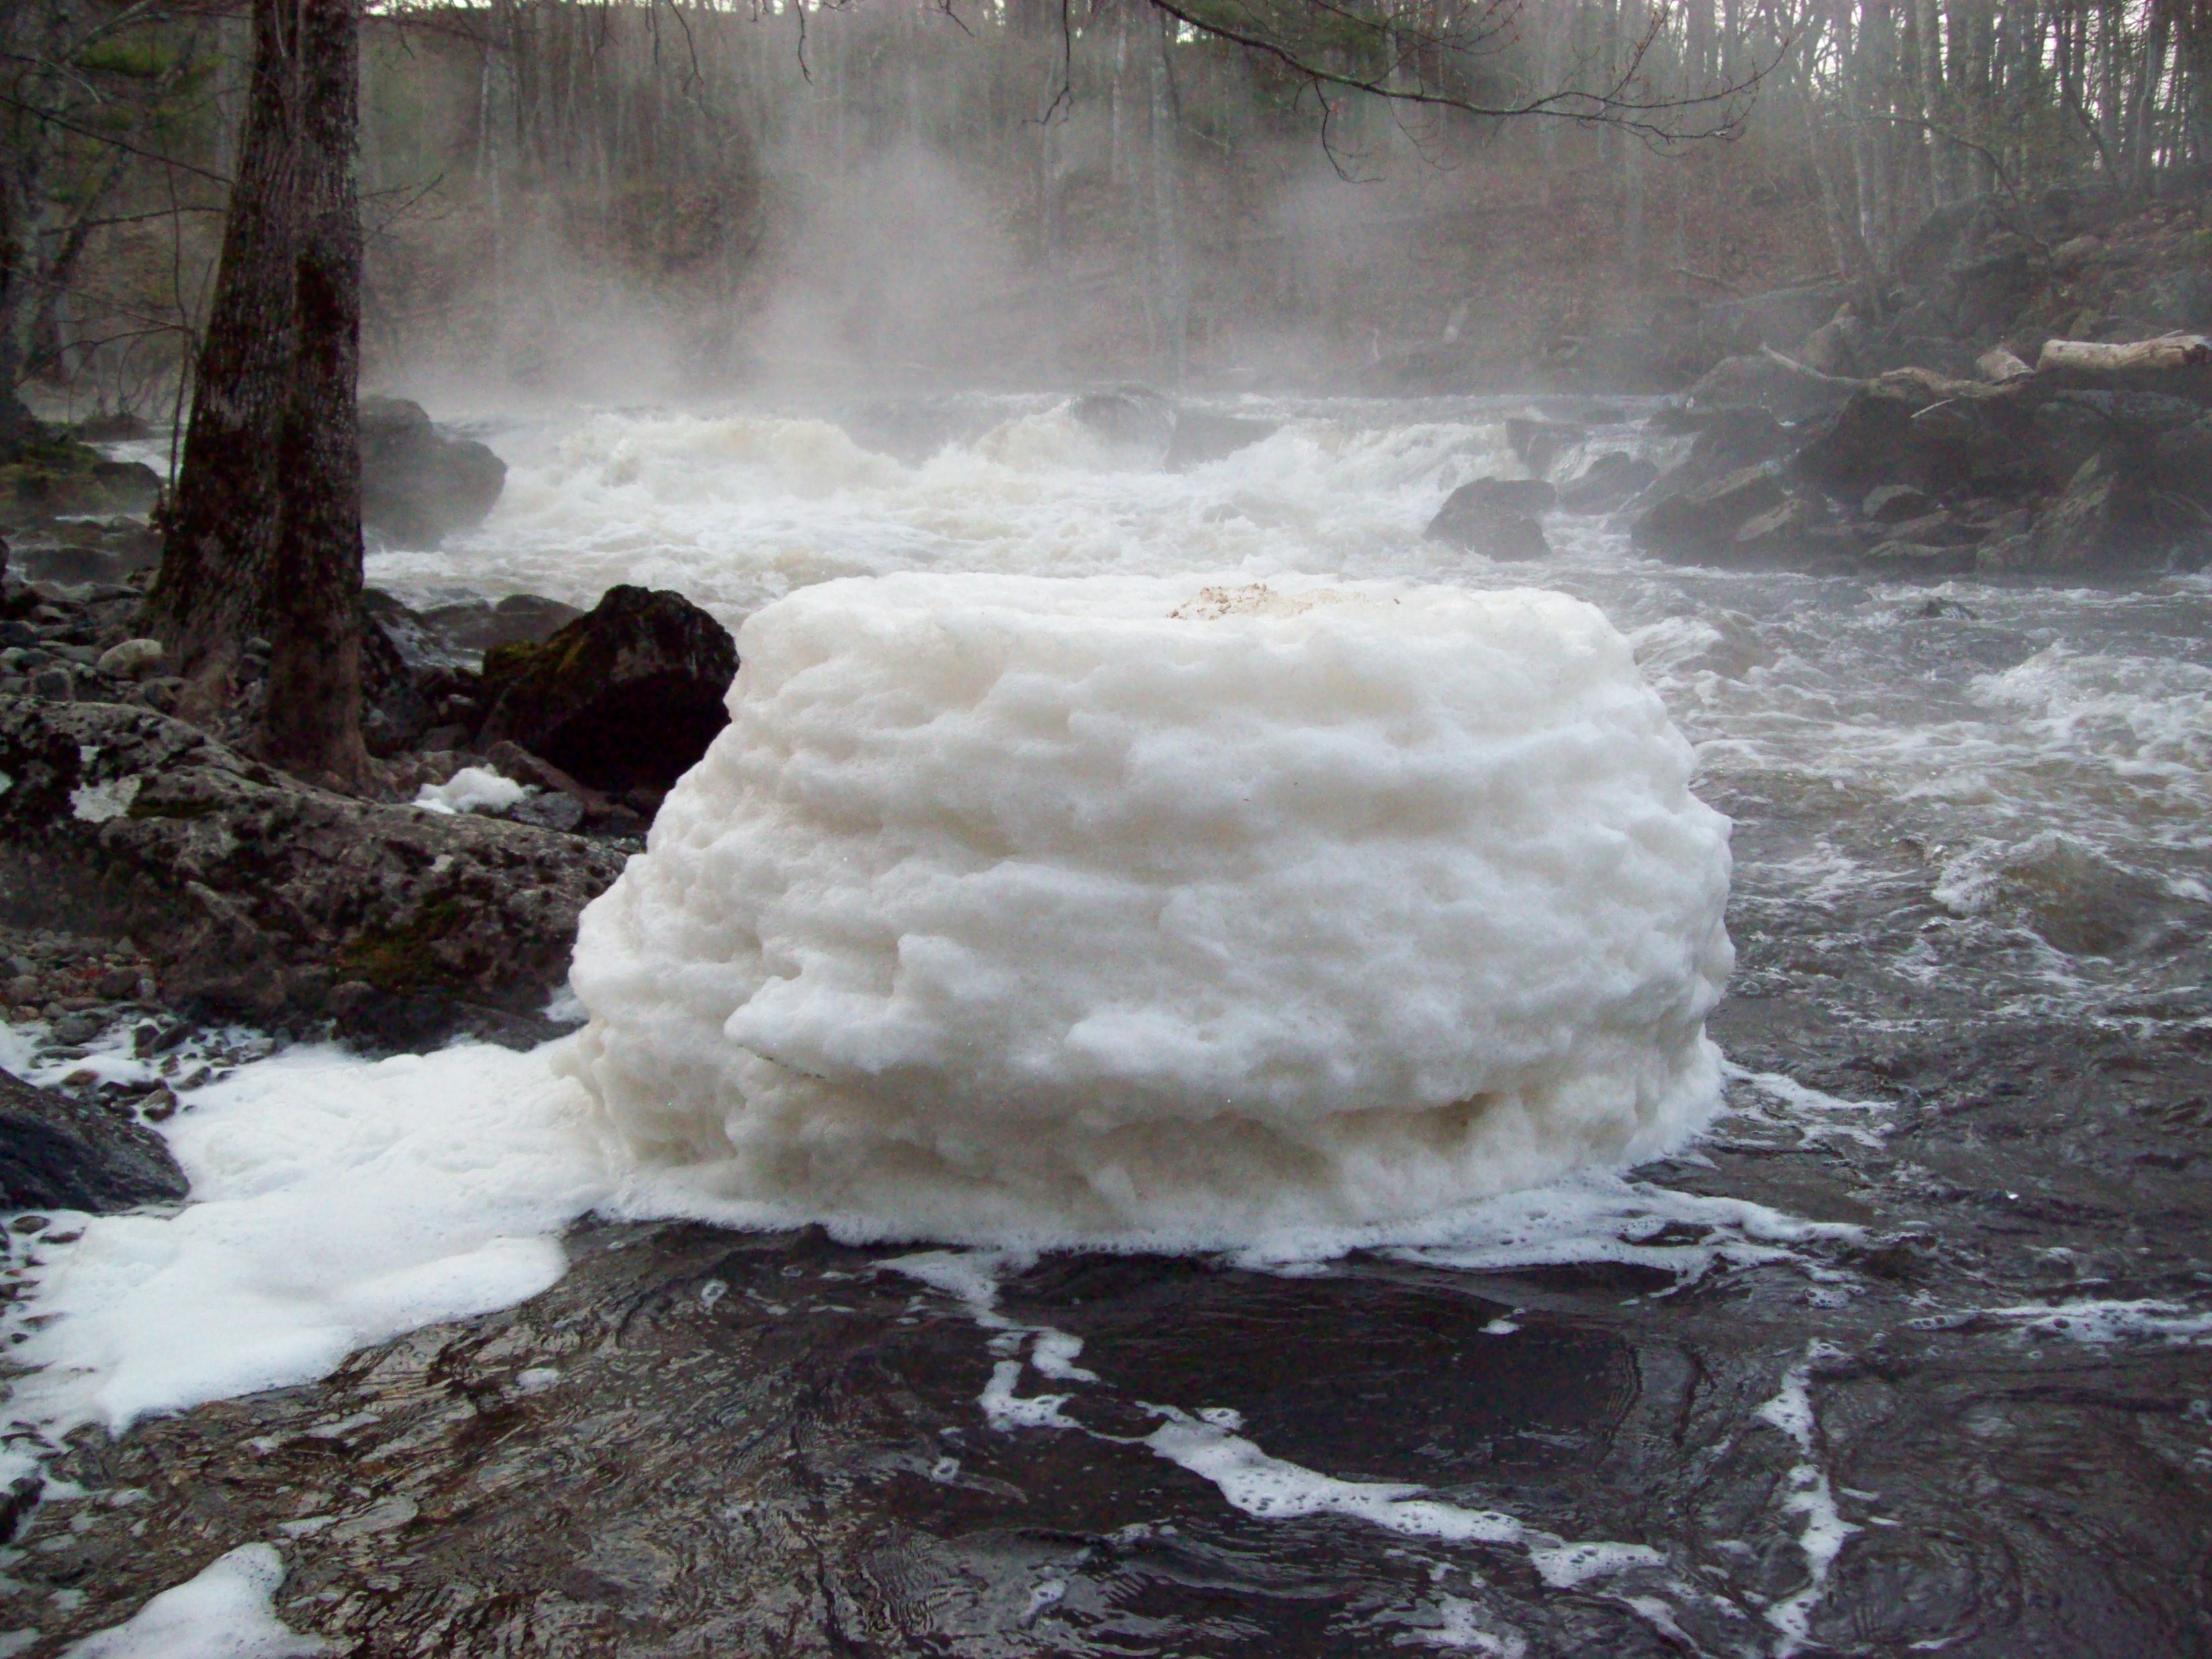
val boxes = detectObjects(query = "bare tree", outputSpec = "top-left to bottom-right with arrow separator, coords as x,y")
142,0 -> 369,790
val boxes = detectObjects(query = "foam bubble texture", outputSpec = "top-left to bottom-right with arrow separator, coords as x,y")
566,572 -> 1733,1246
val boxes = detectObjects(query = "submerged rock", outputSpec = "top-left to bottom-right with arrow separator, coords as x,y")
1164,408 -> 1278,470
478,585 -> 738,795
359,396 -> 507,550
0,1064 -> 188,1212
0,698 -> 625,1042
1068,387 -> 1176,453
1504,416 -> 1585,477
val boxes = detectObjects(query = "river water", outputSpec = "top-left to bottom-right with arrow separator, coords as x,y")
9,393 -> 2212,1656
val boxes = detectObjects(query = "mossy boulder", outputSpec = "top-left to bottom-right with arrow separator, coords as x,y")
0,423 -> 161,528
478,585 -> 737,796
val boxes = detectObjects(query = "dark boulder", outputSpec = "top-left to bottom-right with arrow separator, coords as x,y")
0,1066 -> 189,1213
357,590 -> 497,758
479,585 -> 738,795
1632,465 -> 1787,559
1791,370 -> 1991,494
1557,452 -> 1660,513
1987,455 -> 2146,574
1423,484 -> 1550,560
360,396 -> 507,550
1068,388 -> 1176,453
1442,476 -> 1558,515
0,699 -> 627,1044
2152,414 -> 2212,505
1729,493 -> 1833,558
1166,409 -> 1278,470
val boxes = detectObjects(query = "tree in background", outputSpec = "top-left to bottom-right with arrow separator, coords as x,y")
141,0 -> 368,789
0,0 -> 211,448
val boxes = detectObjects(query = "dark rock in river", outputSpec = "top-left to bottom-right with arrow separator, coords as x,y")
1633,465 -> 1787,559
1068,388 -> 1176,454
0,1064 -> 188,1212
0,698 -> 625,1041
1557,452 -> 1660,513
479,584 -> 737,795
1164,409 -> 1278,470
1987,455 -> 2143,574
360,396 -> 507,550
1425,482 -> 1551,559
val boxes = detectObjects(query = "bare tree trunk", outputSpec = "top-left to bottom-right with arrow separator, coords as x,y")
1109,0 -> 1130,189
1916,0 -> 1952,201
143,0 -> 304,707
2129,0 -> 2176,191
263,0 -> 367,787
1148,11 -> 1186,385
142,0 -> 370,790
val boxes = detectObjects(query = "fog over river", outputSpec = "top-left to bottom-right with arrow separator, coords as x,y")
10,391 -> 2212,1657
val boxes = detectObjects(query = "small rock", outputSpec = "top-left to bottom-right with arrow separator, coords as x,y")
509,791 -> 586,833
1863,483 -> 1935,522
95,638 -> 166,680
29,666 -> 71,701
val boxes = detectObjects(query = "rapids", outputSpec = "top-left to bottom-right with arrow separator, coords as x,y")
6,391 -> 2211,1657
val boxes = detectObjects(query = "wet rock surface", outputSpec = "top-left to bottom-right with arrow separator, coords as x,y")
0,1062 -> 186,1213
0,698 -> 625,1042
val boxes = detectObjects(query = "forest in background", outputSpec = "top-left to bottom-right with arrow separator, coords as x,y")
7,0 -> 2211,419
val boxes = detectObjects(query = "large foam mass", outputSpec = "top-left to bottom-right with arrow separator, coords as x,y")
565,572 -> 1733,1246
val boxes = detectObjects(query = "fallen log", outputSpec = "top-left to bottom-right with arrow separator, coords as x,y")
2035,335 -> 2212,399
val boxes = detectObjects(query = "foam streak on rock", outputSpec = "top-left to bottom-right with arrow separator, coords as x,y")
568,572 -> 1733,1248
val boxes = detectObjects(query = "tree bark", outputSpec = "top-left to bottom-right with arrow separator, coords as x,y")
262,0 -> 367,787
141,0 -> 370,791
